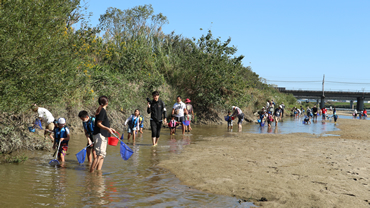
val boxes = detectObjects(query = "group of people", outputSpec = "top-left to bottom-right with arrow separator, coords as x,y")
353,108 -> 368,119
31,91 -> 195,171
254,100 -> 347,126
256,100 -> 285,127
225,106 -> 245,131
291,105 -> 340,124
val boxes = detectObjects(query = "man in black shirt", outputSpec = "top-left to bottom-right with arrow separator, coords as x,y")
147,91 -> 167,146
312,105 -> 318,121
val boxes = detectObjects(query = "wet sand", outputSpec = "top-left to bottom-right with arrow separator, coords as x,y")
159,118 -> 370,207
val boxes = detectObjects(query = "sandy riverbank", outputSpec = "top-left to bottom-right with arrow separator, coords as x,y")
159,118 -> 370,207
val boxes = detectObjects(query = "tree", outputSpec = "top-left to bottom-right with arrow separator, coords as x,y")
0,0 -> 85,112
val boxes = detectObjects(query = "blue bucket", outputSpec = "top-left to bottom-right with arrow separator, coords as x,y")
257,119 -> 261,123
28,127 -> 35,132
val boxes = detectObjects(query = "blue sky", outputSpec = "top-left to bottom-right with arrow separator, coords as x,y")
82,0 -> 370,91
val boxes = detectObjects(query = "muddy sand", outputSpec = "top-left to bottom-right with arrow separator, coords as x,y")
159,118 -> 370,207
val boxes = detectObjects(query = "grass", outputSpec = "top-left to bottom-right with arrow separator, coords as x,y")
1,154 -> 28,163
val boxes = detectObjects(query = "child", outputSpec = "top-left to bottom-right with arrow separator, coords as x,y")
333,107 -> 338,124
303,116 -> 311,124
78,110 -> 95,163
322,107 -> 327,120
168,115 -> 178,135
125,109 -> 140,142
267,112 -> 273,127
363,109 -> 367,119
52,118 -> 70,163
139,115 -> 144,133
226,111 -> 233,130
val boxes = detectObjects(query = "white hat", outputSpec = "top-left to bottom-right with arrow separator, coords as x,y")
58,118 -> 66,124
232,106 -> 235,109
279,105 -> 282,108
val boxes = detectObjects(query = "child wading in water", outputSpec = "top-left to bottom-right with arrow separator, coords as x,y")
125,109 -> 140,143
52,118 -> 70,163
139,115 -> 144,133
78,110 -> 95,163
267,112 -> 273,127
333,107 -> 338,124
168,115 -> 178,135
226,111 -> 233,130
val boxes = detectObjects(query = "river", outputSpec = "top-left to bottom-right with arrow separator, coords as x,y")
0,115 -> 352,207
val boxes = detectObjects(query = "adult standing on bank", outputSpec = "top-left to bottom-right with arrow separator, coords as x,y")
90,96 -> 117,173
231,106 -> 244,131
30,104 -> 55,141
172,96 -> 188,135
185,98 -> 194,132
147,91 -> 167,146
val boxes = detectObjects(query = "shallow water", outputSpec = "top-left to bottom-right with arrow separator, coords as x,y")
0,115 -> 346,207
0,130 -> 255,207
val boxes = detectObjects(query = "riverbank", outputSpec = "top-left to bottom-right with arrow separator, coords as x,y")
159,119 -> 370,207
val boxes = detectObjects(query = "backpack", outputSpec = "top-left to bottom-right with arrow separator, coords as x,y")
128,115 -> 139,128
82,116 -> 95,134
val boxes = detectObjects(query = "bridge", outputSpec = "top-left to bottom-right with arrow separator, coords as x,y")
277,88 -> 370,110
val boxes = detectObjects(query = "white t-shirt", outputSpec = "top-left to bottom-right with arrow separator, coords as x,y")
173,102 -> 186,117
38,107 -> 54,124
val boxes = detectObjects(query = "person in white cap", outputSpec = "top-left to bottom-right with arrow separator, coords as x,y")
231,106 -> 244,131
52,117 -> 70,163
273,105 -> 283,126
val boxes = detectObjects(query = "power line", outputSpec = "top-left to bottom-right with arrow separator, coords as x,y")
266,80 -> 370,85
326,81 -> 370,85
266,80 -> 320,83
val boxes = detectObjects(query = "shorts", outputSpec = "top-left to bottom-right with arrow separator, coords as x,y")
237,113 -> 244,125
185,115 -> 192,122
139,124 -> 144,128
274,116 -> 280,121
58,145 -> 68,156
45,123 -> 55,135
46,122 -> 55,131
150,120 -> 162,138
127,127 -> 137,134
93,133 -> 107,158
228,121 -> 233,127
176,116 -> 185,123
322,114 -> 326,119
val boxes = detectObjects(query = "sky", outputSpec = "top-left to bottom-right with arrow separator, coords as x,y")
81,0 -> 370,92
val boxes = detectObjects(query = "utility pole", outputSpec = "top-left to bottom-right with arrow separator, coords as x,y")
322,74 -> 325,97
320,74 -> 325,109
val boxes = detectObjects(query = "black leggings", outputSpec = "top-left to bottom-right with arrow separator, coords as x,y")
150,120 -> 162,138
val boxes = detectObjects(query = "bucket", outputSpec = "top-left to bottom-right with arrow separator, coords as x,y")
28,127 -> 35,132
108,133 -> 120,146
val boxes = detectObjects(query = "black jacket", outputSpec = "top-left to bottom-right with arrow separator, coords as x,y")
147,99 -> 167,122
